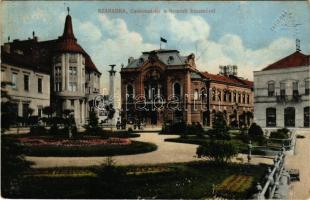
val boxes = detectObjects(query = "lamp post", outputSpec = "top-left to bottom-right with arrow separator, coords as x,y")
248,140 -> 252,163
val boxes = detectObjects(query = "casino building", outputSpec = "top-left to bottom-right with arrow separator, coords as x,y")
120,49 -> 254,127
1,10 -> 101,125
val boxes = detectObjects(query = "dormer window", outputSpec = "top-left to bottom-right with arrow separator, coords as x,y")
167,56 -> 174,64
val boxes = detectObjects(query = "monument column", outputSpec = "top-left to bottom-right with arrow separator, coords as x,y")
108,65 -> 117,125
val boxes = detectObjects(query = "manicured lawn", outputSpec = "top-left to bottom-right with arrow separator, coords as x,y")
165,136 -> 265,155
11,161 -> 267,199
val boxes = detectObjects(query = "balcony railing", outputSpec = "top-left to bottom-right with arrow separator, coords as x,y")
276,94 -> 301,103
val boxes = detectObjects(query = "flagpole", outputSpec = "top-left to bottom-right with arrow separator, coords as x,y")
160,40 -> 162,49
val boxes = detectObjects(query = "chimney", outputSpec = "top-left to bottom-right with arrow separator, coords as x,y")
128,57 -> 134,64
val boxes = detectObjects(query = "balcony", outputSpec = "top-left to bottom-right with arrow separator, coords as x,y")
276,94 -> 301,103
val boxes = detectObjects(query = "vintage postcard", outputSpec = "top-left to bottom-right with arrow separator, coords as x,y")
1,0 -> 310,199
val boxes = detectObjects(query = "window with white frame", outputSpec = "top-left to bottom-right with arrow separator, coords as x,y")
11,73 -> 18,89
268,81 -> 275,96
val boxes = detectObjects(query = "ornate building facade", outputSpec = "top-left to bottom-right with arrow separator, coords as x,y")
120,49 -> 254,127
1,11 -> 101,125
254,49 -> 310,129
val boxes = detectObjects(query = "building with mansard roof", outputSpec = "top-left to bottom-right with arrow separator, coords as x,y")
254,48 -> 310,129
120,49 -> 253,127
1,11 -> 101,126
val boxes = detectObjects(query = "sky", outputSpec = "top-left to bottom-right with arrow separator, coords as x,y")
2,1 -> 310,94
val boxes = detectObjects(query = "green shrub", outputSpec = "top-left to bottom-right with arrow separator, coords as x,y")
1,137 -> 33,197
208,112 -> 230,140
49,124 -> 60,135
196,141 -> 238,163
270,128 -> 290,139
30,126 -> 47,135
248,123 -> 265,145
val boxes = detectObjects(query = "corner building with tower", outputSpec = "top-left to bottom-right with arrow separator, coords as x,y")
1,10 -> 101,126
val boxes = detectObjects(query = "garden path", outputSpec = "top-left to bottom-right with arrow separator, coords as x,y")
26,132 -> 273,168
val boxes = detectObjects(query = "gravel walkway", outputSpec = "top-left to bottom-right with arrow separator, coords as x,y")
26,133 -> 273,168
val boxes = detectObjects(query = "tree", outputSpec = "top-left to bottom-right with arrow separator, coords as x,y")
209,111 -> 230,140
248,123 -> 265,145
1,81 -> 17,133
2,137 -> 33,197
42,106 -> 55,119
88,110 -> 99,128
196,141 -> 238,163
105,103 -> 115,120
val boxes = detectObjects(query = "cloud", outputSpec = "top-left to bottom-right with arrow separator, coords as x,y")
142,12 -> 295,80
146,13 -> 210,45
195,35 -> 295,79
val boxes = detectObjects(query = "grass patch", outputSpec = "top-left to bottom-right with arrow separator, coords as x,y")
165,136 -> 265,155
12,161 -> 266,199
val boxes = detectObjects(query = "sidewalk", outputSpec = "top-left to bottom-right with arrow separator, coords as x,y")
287,130 -> 310,200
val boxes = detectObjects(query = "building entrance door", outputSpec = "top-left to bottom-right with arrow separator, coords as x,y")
284,107 -> 295,127
151,111 -> 157,125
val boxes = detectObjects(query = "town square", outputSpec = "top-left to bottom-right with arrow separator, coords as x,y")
1,1 -> 310,199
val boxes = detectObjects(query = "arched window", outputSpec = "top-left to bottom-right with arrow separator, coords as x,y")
284,107 -> 295,127
228,91 -> 232,102
304,107 -> 310,127
173,82 -> 181,98
242,93 -> 246,104
266,107 -> 276,127
217,90 -> 222,101
223,90 -> 227,102
233,92 -> 237,102
201,88 -> 206,103
126,84 -> 134,103
238,92 -> 241,103
194,89 -> 199,100
212,89 -> 216,101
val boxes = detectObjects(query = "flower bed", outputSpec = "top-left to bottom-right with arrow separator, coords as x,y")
18,137 -> 131,147
13,136 -> 157,157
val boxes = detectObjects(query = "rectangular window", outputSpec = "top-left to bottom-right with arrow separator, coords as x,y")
55,66 -> 61,77
305,80 -> 310,95
293,82 -> 299,96
1,70 -> 6,81
280,83 -> 286,96
38,106 -> 42,118
55,82 -> 62,92
268,82 -> 275,96
22,103 -> 29,118
266,108 -> 276,127
12,73 -> 17,89
70,100 -> 74,107
24,75 -> 29,91
69,67 -> 77,76
38,78 -> 42,93
69,82 -> 77,92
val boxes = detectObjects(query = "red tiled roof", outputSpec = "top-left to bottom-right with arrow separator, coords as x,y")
1,14 -> 100,74
202,72 -> 253,88
262,51 -> 310,71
